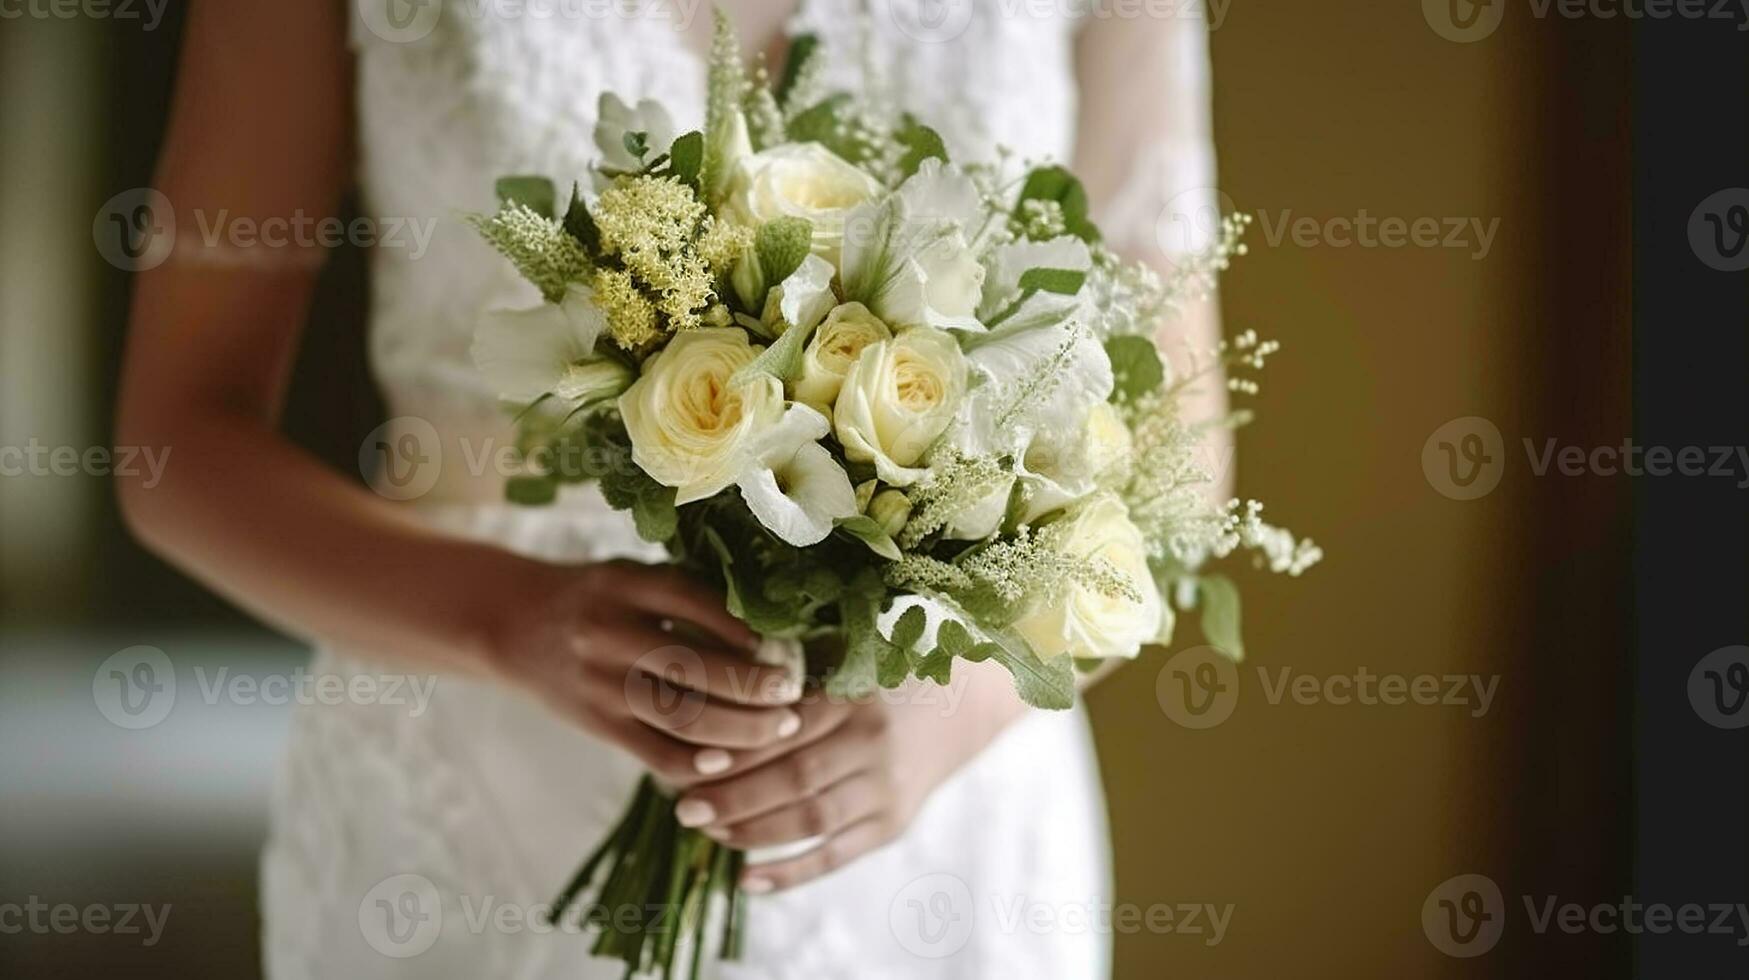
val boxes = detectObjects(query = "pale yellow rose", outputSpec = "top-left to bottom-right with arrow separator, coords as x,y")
724,143 -> 883,264
793,303 -> 892,413
833,326 -> 967,486
618,328 -> 784,504
1011,494 -> 1163,661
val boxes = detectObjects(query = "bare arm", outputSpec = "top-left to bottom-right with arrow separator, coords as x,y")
1074,11 -> 1230,690
115,0 -> 800,782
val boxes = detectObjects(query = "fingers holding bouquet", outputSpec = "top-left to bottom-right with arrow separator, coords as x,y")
489,559 -> 807,787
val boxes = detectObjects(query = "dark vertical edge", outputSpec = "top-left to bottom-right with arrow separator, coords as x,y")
1632,14 -> 1749,980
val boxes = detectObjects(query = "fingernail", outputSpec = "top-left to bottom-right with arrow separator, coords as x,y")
675,799 -> 716,828
694,748 -> 733,776
701,824 -> 731,841
776,710 -> 801,739
741,876 -> 774,895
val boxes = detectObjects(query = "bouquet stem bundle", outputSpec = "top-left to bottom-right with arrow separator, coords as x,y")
547,775 -> 747,979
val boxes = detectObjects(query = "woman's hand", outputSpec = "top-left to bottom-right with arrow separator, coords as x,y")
487,559 -> 806,788
670,664 -> 1030,893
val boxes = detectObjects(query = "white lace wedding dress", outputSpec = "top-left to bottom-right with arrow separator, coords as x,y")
261,3 -> 1214,977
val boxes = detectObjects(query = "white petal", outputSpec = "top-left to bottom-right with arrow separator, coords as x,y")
896,159 -> 985,230
471,283 -> 605,402
965,320 -> 1113,451
740,443 -> 858,547
751,402 -> 832,467
977,235 -> 1092,327
769,254 -> 838,333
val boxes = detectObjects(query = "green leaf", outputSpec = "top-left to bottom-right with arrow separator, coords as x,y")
755,217 -> 813,287
1017,267 -> 1087,296
1197,573 -> 1245,661
668,131 -> 704,184
834,515 -> 902,561
561,182 -> 601,256
894,115 -> 948,178
982,634 -> 1077,710
1106,335 -> 1165,403
935,619 -> 973,657
775,33 -> 819,107
914,648 -> 954,686
825,596 -> 884,699
890,606 -> 927,653
496,176 -> 556,220
506,474 -> 559,506
630,487 -> 679,544
1013,165 -> 1100,243
735,316 -> 819,387
786,95 -> 865,164
622,130 -> 650,162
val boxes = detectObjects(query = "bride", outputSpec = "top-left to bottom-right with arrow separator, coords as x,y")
116,2 -> 1223,977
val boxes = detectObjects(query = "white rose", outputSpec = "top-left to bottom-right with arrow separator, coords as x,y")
833,326 -> 967,486
1010,494 -> 1163,661
618,328 -> 784,504
793,302 -> 893,413
724,143 -> 883,264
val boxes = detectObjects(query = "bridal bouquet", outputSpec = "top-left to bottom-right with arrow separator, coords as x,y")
466,12 -> 1318,977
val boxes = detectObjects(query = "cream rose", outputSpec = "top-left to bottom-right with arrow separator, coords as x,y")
1010,494 -> 1163,661
833,326 -> 967,486
724,143 -> 883,264
618,328 -> 784,504
793,303 -> 893,413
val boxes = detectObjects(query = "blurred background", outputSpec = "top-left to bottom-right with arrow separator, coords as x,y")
2,1 -> 1728,977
